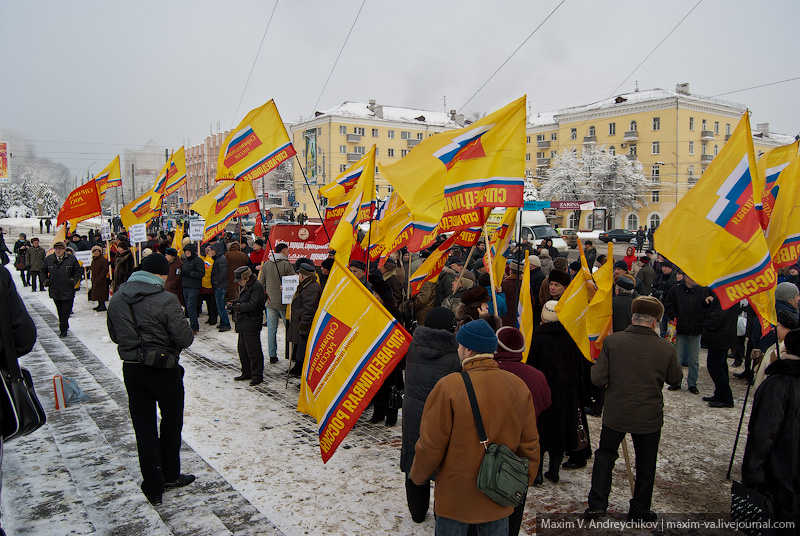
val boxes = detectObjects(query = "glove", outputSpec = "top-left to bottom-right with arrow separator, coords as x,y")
69,279 -> 77,287
299,329 -> 309,338
44,279 -> 49,287
750,348 -> 764,367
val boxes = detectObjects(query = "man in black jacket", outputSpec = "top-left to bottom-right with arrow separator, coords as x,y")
230,266 -> 266,385
107,253 -> 195,506
181,243 -> 205,334
42,241 -> 81,337
701,297 -> 740,408
664,273 -> 711,394
652,261 -> 678,336
207,246 -> 230,332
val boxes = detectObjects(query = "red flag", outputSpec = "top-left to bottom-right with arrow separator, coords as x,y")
57,181 -> 102,228
254,212 -> 263,237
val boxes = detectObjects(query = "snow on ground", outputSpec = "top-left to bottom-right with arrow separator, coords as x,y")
2,239 -> 753,535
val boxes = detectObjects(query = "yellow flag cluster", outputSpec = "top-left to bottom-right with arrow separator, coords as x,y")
189,180 -> 259,242
94,156 -> 121,201
328,147 -> 376,265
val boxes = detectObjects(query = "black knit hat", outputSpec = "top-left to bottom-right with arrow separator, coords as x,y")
549,269 -> 571,287
371,276 -> 394,305
425,307 -> 456,332
141,253 -> 170,275
321,258 -> 334,270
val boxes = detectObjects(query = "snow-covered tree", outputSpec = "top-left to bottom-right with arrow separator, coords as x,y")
541,145 -> 648,226
12,156 -> 72,199
523,171 -> 539,201
0,180 -> 61,217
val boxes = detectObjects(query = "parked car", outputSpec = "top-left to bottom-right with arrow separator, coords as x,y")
598,228 -> 636,243
561,228 -> 578,249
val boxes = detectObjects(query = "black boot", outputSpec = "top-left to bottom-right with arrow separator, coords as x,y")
369,405 -> 385,424
385,408 -> 398,427
533,460 -> 544,486
544,452 -> 561,483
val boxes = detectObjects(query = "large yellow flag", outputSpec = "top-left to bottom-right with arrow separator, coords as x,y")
586,242 -> 614,361
164,146 -> 187,197
518,251 -> 534,362
298,259 -> 412,462
190,180 -> 258,242
329,147 -> 376,265
120,187 -> 157,230
489,208 -> 518,285
554,238 -> 596,361
94,156 -> 121,201
764,154 -> 800,268
216,100 -> 296,182
318,155 -> 367,199
171,225 -> 184,251
756,141 -> 799,229
654,113 -> 775,322
380,97 -> 526,251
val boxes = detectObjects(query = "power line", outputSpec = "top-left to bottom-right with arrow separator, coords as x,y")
231,0 -> 280,128
458,0 -> 567,112
311,0 -> 366,114
710,76 -> 800,98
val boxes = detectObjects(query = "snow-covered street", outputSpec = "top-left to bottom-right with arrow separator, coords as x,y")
2,264 -> 751,535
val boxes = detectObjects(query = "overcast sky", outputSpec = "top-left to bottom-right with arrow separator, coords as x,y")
1,0 -> 798,180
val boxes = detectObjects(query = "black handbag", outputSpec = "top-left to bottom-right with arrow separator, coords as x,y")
127,302 -> 179,369
731,480 -> 774,536
0,276 -> 46,442
388,385 -> 403,410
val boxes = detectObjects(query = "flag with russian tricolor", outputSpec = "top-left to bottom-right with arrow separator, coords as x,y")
380,96 -> 526,252
654,112 -> 777,326
190,180 -> 259,242
216,100 -> 296,182
329,146 -> 376,265
298,259 -> 411,463
407,234 -> 456,295
94,156 -> 121,201
164,146 -> 187,196
756,141 -> 798,229
120,188 -> 157,230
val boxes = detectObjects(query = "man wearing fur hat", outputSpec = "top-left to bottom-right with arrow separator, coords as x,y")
586,296 -> 681,522
90,245 -> 110,311
380,257 -> 404,304
288,262 -> 322,377
230,266 -> 266,385
410,319 -> 539,533
43,241 -> 82,337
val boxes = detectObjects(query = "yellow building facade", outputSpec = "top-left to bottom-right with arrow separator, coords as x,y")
289,101 -> 460,217
526,84 -> 794,231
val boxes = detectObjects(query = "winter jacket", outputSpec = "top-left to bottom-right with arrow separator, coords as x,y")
224,245 -> 250,300
210,254 -> 228,290
42,252 -> 81,300
409,356 -> 539,524
435,266 -> 475,306
288,274 -> 322,344
636,263 -> 655,295
384,271 -> 404,304
401,281 -> 436,326
400,326 -> 460,474
165,258 -> 184,305
259,252 -> 295,309
495,352 -> 551,419
24,245 -> 46,272
583,247 -> 597,269
592,324 -> 682,434
233,276 -> 266,334
107,270 -> 193,363
13,239 -> 29,267
742,356 -> 800,513
612,293 -> 634,333
652,270 -> 678,303
440,279 -> 475,315
89,255 -> 110,302
112,249 -> 135,293
181,246 -> 205,289
538,253 -> 554,276
0,267 -> 36,422
701,298 -> 740,350
500,273 -> 522,327
664,282 -> 709,336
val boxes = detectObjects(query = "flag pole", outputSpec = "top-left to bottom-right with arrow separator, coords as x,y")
621,437 -> 635,496
482,225 -> 499,317
293,154 -> 331,242
453,243 -> 477,294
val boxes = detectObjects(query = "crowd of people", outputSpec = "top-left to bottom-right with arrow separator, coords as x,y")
1,221 -> 798,534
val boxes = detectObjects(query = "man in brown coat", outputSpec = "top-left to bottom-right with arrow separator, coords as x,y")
410,319 -> 540,533
89,245 -> 110,311
586,296 -> 682,522
164,247 -> 184,306
224,242 -> 250,301
287,262 -> 322,376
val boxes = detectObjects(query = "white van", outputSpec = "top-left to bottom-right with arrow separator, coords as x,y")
487,209 -> 568,254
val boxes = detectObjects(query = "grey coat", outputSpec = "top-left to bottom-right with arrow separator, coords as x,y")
259,252 -> 295,309
25,245 -> 46,271
210,254 -> 228,290
107,272 -> 194,363
592,324 -> 682,434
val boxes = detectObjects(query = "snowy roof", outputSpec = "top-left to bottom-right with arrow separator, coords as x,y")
556,88 -> 746,116
315,101 -> 456,127
528,111 -> 557,128
752,129 -> 796,145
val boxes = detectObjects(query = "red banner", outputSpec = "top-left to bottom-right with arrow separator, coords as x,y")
57,181 -> 102,227
264,224 -> 329,266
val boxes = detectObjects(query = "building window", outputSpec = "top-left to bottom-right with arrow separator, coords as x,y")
688,166 -> 695,183
401,131 -> 412,140
630,120 -> 637,131
387,130 -> 395,139
550,150 -> 557,158
653,117 -> 660,130
527,136 -> 531,144
588,126 -> 596,137
339,145 -> 346,154
629,144 -> 637,156
650,214 -> 661,229
537,134 -> 545,141
714,144 -> 719,156
609,146 -> 615,155
339,164 -> 347,172
536,151 -> 544,159
570,128 -> 577,140
375,148 -> 379,156
317,128 -> 322,135
354,146 -> 365,155
354,127 -> 365,135
652,167 -> 660,184
375,166 -> 379,174
714,121 -> 719,135
372,128 -> 379,137
652,190 -> 660,202
688,141 -> 694,155
652,141 -> 660,155
702,119 -> 707,131
609,123 -> 616,136
726,123 -> 731,136
303,203 -> 307,212
417,132 -> 424,140
702,143 -> 707,155
526,153 -> 531,162
626,214 -> 638,230
401,149 -> 409,157
551,132 -> 557,141
388,148 -> 395,157
302,185 -> 307,194
689,117 -> 695,131
339,125 -> 347,135
568,212 -> 579,228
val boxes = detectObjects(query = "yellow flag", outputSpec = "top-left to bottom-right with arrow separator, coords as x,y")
297,259 -> 412,463
408,234 -> 456,295
329,147 -> 376,265
216,100 -> 296,182
94,156 -> 121,201
164,146 -> 187,196
654,112 -> 775,322
763,147 -> 800,268
319,155 -> 368,199
380,97 -> 526,251
51,224 -> 67,249
190,180 -> 259,242
489,208 -> 518,285
554,266 -> 591,359
756,141 -> 799,229
171,225 -> 184,251
518,251 -> 534,363
586,242 -> 614,361
120,187 -> 157,230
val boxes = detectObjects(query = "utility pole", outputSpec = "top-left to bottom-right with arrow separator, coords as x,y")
131,163 -> 135,200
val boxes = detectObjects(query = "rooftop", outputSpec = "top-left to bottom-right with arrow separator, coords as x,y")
312,101 -> 458,127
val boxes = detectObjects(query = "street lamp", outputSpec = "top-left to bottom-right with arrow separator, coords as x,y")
86,161 -> 98,184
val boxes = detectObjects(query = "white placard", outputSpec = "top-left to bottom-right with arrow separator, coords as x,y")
281,275 -> 299,305
189,220 -> 205,242
129,223 -> 147,244
100,221 -> 111,241
74,250 -> 92,267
